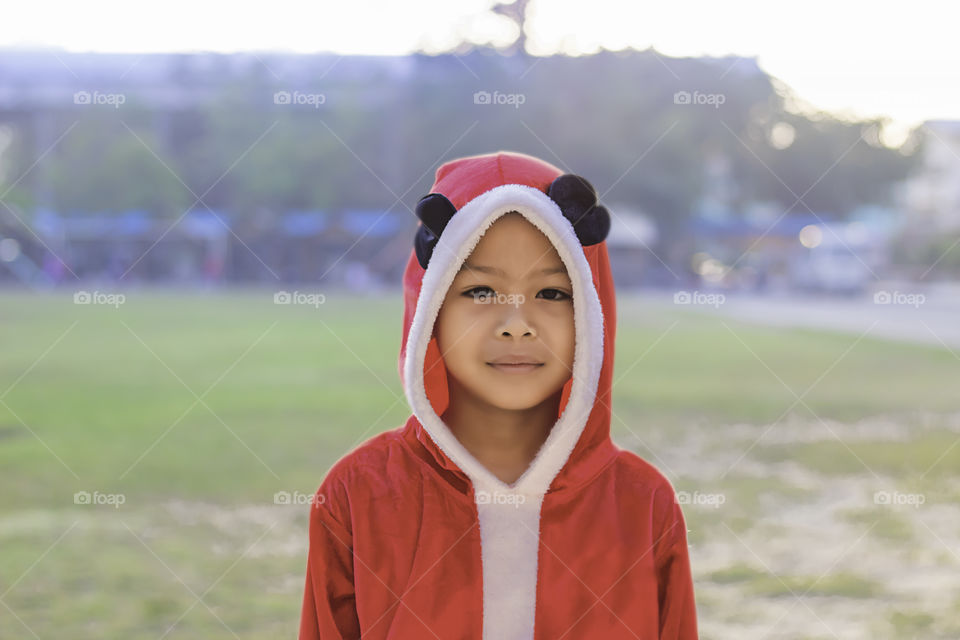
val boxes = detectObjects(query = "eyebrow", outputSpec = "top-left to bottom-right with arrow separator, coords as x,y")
457,262 -> 568,277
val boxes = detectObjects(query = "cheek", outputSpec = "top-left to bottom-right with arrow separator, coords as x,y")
546,310 -> 576,365
435,304 -> 481,358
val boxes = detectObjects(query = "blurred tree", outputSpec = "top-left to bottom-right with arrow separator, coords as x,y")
5,48 -> 922,256
47,111 -> 189,217
0,123 -> 34,218
491,0 -> 531,56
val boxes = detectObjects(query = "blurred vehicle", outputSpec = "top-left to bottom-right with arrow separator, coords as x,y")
789,223 -> 881,296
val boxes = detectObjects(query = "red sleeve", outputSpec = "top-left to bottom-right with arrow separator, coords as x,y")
299,485 -> 361,640
654,495 -> 699,639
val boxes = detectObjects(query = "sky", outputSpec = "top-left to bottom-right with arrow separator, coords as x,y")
3,0 -> 958,141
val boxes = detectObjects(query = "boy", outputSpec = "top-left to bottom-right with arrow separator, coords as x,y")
299,151 -> 699,639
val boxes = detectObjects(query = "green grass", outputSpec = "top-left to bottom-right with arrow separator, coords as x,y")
0,290 -> 411,508
752,429 -> 960,479
888,610 -> 937,635
838,506 -> 916,542
676,473 -> 818,544
1,289 -> 959,638
706,562 -> 763,584
746,571 -> 884,599
706,563 -> 883,598
611,306 -> 960,433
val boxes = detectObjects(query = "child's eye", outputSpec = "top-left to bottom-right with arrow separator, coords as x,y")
463,286 -> 495,300
461,286 -> 571,302
537,288 -> 571,301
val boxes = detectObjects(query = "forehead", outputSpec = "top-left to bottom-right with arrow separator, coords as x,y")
477,212 -> 555,251
456,212 -> 568,277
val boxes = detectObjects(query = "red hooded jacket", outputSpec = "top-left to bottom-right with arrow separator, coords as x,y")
299,151 -> 699,639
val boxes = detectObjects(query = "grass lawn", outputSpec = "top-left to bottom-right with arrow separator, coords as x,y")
1,289 -> 958,638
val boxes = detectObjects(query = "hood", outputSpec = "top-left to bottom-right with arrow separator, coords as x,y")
398,150 -> 619,498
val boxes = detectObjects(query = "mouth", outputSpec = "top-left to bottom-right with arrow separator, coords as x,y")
486,362 -> 544,374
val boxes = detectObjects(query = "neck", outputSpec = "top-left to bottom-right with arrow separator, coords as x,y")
441,377 -> 562,484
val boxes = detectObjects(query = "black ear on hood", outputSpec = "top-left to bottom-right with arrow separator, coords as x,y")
412,175 -> 610,269
414,193 -> 457,269
547,174 -> 611,246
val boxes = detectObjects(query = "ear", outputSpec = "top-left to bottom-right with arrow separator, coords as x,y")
547,174 -> 611,246
414,193 -> 457,269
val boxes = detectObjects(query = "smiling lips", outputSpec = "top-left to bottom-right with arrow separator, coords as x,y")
487,355 -> 544,373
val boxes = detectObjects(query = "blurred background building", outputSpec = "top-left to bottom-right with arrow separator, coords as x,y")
0,48 -> 954,295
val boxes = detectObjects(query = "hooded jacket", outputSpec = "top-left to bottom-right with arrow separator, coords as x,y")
299,151 -> 699,639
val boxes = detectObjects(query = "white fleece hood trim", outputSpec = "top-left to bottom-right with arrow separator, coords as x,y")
402,183 -> 605,640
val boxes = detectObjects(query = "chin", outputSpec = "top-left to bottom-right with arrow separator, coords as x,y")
479,382 -> 554,411
486,397 -> 547,412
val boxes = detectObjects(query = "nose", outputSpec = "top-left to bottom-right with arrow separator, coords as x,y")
495,302 -> 537,339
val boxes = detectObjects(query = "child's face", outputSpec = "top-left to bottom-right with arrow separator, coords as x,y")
435,212 -> 575,412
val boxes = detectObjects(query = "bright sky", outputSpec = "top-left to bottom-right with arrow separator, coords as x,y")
4,0 -> 959,138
